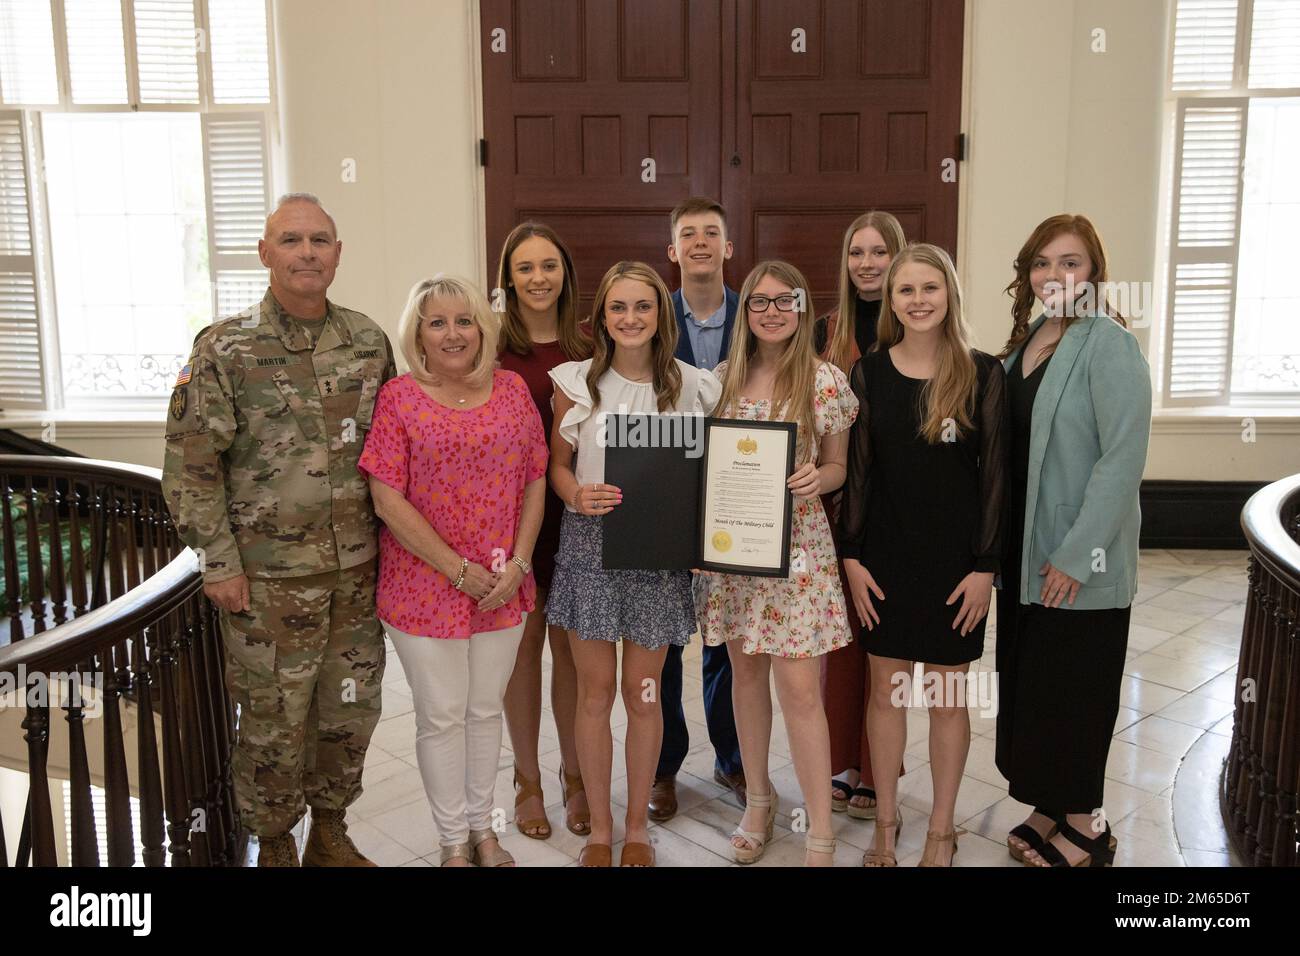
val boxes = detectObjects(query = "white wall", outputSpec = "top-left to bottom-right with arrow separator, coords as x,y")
14,0 -> 1297,482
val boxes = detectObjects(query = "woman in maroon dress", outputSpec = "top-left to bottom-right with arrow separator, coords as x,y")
496,222 -> 593,839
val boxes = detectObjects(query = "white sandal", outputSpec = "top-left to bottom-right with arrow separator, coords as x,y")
731,781 -> 777,865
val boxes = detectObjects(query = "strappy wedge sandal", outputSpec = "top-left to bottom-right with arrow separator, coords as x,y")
862,810 -> 902,867
513,765 -> 552,840
918,827 -> 966,867
1008,808 -> 1060,863
831,778 -> 853,813
559,763 -> 591,836
1027,820 -> 1118,868
439,842 -> 474,867
805,834 -> 837,866
845,786 -> 878,820
731,780 -> 778,864
468,828 -> 515,867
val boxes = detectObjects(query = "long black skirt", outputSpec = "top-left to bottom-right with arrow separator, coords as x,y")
995,586 -> 1130,814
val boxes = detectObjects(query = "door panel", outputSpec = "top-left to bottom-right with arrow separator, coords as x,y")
481,0 -> 723,317
482,0 -> 963,320
723,0 -> 964,314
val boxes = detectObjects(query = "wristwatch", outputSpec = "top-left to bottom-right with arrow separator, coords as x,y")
511,555 -> 532,575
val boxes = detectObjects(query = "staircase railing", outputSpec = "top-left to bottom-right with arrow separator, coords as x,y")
0,454 -> 238,866
1224,472 -> 1300,866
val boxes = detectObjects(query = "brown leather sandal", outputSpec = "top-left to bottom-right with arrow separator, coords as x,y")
513,765 -> 552,840
619,841 -> 655,867
559,763 -> 591,836
578,843 -> 612,867
918,827 -> 965,867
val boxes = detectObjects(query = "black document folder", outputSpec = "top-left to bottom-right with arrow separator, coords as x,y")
602,414 -> 701,570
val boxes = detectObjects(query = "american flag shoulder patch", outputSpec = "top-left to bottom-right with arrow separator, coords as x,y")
175,364 -> 192,387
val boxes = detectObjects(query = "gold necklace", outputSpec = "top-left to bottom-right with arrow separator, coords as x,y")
425,371 -> 472,404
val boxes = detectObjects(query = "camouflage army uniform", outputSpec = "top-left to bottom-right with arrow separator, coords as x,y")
162,288 -> 396,838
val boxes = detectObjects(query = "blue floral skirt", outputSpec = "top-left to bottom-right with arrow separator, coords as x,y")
546,511 -> 697,650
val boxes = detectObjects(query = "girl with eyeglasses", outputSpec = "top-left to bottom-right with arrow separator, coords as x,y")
694,260 -> 859,867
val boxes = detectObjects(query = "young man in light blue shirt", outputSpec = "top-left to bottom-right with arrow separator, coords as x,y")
650,197 -> 745,822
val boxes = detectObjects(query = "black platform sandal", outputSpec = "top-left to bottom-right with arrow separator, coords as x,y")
831,777 -> 854,813
1007,808 -> 1060,863
845,786 -> 878,820
1029,819 -> 1117,868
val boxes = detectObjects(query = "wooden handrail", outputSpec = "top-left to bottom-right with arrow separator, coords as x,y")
0,454 -> 239,866
1241,473 -> 1300,587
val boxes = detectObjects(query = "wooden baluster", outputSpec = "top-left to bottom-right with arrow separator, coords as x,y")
99,645 -> 136,866
1224,561 -> 1251,822
199,598 -> 238,864
106,487 -> 126,601
89,482 -> 108,611
1253,589 -> 1289,866
21,693 -> 58,866
177,608 -> 212,866
46,477 -> 68,626
1,476 -> 23,644
23,478 -> 47,634
65,663 -> 101,866
133,622 -> 167,867
1242,578 -> 1281,859
140,494 -> 159,581
16,799 -> 31,866
156,609 -> 193,866
1230,565 -> 1266,832
123,491 -> 141,592
67,480 -> 89,619
1269,592 -> 1299,867
192,598 -> 230,865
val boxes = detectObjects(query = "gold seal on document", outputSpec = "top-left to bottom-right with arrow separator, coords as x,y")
737,435 -> 758,455
712,531 -> 733,553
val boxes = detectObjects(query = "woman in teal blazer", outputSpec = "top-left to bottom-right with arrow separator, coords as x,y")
994,215 -> 1152,868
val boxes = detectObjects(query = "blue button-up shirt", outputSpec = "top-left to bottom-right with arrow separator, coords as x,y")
681,297 -> 728,370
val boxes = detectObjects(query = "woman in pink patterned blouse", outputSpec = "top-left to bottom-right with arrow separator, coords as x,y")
358,275 -> 548,868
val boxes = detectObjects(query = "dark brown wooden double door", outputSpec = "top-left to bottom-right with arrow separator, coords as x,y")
481,0 -> 964,317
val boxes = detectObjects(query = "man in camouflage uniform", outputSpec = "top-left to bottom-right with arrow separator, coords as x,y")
162,193 -> 395,866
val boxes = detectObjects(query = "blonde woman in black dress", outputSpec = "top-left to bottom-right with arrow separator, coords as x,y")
840,243 -> 1007,867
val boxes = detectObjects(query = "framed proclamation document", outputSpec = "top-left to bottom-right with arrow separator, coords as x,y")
603,414 -> 796,578
697,419 -> 796,577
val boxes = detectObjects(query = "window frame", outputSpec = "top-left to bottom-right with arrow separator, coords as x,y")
1159,0 -> 1300,410
0,0 -> 278,412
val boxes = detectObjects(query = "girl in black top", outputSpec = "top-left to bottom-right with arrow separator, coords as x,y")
840,243 -> 1008,867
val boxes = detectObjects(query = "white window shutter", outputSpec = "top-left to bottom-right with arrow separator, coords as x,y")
64,0 -> 129,105
1171,0 -> 1239,91
202,111 -> 268,319
133,0 -> 200,104
1248,0 -> 1300,89
1163,99 -> 1247,403
0,110 -> 46,409
207,0 -> 271,104
0,0 -> 60,105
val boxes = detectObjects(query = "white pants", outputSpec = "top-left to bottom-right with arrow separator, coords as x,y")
385,619 -> 527,846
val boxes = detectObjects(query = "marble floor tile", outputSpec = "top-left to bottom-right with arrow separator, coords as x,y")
345,547 -> 1249,866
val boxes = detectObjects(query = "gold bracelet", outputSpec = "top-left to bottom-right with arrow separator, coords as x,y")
570,484 -> 583,512
452,556 -> 469,591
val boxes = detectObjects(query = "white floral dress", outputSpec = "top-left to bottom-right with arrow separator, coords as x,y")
694,362 -> 859,658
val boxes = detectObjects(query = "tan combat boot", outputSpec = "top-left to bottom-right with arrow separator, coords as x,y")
301,808 -> 377,867
256,831 -> 300,867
